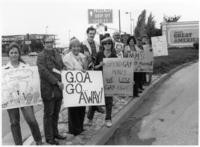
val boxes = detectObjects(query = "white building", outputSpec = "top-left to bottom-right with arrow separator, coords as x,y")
162,21 -> 199,48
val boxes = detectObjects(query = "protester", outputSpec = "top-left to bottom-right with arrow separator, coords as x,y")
81,26 -> 105,126
88,36 -> 117,127
37,38 -> 66,145
141,35 -> 153,85
124,36 -> 140,97
62,38 -> 87,135
112,31 -> 124,58
136,37 -> 145,92
3,42 -> 42,145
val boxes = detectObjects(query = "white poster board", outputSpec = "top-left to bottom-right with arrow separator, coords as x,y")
151,36 -> 168,56
2,66 -> 42,109
103,58 -> 134,97
61,71 -> 105,107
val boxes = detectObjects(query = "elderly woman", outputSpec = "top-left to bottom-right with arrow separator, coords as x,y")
62,38 -> 87,136
3,42 -> 42,145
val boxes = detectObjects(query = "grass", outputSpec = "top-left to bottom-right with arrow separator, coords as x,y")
153,48 -> 199,74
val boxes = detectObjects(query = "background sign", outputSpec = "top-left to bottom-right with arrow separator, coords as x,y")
61,71 -> 105,107
88,9 -> 113,24
151,36 -> 168,56
2,66 -> 42,109
103,58 -> 134,97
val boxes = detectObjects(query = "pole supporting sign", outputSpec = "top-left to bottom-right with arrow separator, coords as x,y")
88,9 -> 113,24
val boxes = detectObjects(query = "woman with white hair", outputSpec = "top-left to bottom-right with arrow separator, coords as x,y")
62,37 -> 88,136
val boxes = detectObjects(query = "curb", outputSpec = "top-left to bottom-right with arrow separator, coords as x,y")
23,61 -> 197,145
86,60 -> 197,145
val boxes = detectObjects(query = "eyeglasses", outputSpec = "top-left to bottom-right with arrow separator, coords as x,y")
103,42 -> 112,45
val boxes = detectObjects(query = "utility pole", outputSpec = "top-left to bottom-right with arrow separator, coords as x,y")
118,10 -> 121,34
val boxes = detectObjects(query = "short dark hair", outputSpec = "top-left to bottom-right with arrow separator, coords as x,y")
7,42 -> 25,63
127,36 -> 136,45
86,26 -> 96,34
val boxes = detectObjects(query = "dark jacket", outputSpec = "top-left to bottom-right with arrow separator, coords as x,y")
37,49 -> 65,101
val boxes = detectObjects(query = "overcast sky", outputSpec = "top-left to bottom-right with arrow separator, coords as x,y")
1,0 -> 199,46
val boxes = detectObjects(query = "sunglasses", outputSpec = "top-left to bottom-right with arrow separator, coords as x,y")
103,42 -> 112,45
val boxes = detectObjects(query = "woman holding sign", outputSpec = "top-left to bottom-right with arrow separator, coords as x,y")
3,42 -> 42,145
124,36 -> 141,97
88,36 -> 117,127
62,37 -> 88,136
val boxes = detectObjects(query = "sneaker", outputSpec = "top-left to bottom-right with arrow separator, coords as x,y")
105,120 -> 112,127
87,119 -> 93,126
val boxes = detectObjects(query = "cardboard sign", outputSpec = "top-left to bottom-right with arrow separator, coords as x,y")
115,42 -> 124,52
151,36 -> 168,56
103,58 -> 134,97
61,71 -> 105,107
127,45 -> 153,72
2,66 -> 42,109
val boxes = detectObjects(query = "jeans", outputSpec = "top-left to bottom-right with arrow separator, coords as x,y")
43,98 -> 62,141
87,97 -> 113,120
7,106 -> 42,145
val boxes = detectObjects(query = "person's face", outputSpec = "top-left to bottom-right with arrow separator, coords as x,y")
87,30 -> 96,41
44,41 -> 53,50
9,47 -> 20,63
114,35 -> 120,41
129,39 -> 135,46
103,42 -> 112,51
137,39 -> 142,46
71,42 -> 81,56
142,37 -> 149,45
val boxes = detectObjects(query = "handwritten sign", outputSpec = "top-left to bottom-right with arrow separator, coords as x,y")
61,71 -> 105,107
127,45 -> 153,72
2,66 -> 42,109
103,58 -> 134,97
151,36 -> 168,56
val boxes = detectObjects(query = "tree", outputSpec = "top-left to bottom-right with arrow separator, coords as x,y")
163,15 -> 181,22
146,13 -> 162,38
134,9 -> 146,38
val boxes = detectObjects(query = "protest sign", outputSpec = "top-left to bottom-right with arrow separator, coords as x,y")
127,45 -> 153,72
115,42 -> 124,52
103,58 -> 134,97
151,36 -> 168,56
2,66 -> 42,109
61,71 -> 105,107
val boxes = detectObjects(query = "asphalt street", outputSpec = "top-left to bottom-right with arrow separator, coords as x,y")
106,62 -> 198,145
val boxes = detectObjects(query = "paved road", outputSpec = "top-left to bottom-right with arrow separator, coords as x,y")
106,63 -> 198,145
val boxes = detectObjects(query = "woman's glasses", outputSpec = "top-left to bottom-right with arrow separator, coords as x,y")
103,42 -> 112,45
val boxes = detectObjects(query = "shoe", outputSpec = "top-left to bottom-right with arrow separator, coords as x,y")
36,140 -> 43,145
54,134 -> 66,140
105,120 -> 112,127
46,139 -> 59,145
87,119 -> 93,126
96,106 -> 105,114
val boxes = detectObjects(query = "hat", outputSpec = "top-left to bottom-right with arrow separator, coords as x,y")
69,37 -> 81,48
9,42 -> 20,49
101,37 -> 113,43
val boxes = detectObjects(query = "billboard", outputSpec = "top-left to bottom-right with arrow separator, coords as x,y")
88,9 -> 113,24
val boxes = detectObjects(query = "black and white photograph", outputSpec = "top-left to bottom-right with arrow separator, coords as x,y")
1,0 -> 199,145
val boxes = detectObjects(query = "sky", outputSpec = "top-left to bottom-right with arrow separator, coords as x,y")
1,0 -> 199,47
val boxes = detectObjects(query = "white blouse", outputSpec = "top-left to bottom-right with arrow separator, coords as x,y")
62,51 -> 86,70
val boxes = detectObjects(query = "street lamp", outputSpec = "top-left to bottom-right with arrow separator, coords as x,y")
125,12 -> 133,35
45,26 -> 48,34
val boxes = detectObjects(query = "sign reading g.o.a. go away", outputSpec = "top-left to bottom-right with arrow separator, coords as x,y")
2,66 -> 42,109
61,71 -> 105,107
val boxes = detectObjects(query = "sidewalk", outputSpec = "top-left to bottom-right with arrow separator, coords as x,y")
23,74 -> 162,145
